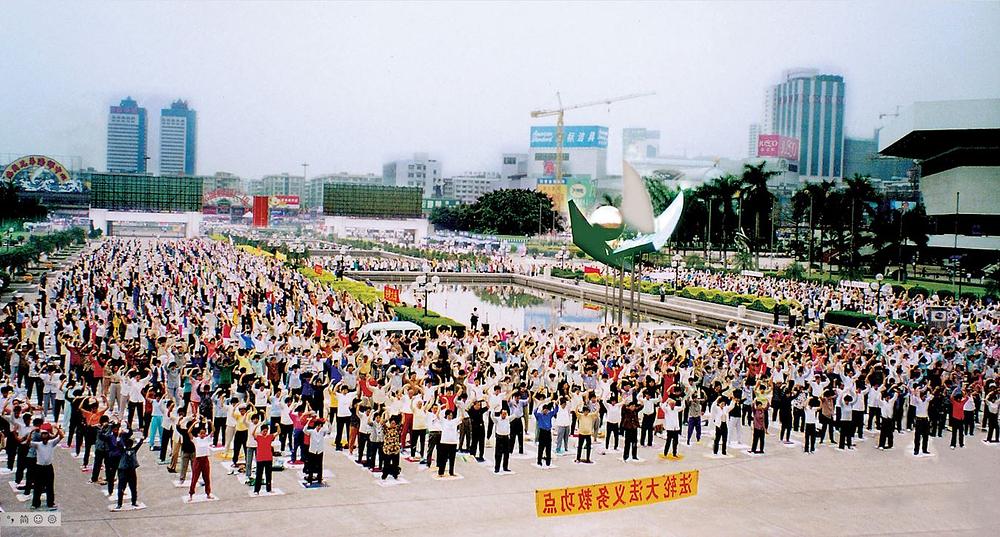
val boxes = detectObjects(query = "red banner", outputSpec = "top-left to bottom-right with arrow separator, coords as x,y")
252,195 -> 270,228
313,264 -> 324,275
757,134 -> 799,160
383,285 -> 400,304
584,266 -> 601,274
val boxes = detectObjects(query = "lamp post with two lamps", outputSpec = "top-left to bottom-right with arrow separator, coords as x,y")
413,272 -> 441,316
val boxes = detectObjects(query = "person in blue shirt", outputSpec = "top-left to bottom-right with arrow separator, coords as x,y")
533,401 -> 557,467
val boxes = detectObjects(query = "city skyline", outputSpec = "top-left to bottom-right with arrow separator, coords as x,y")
1,1 -> 997,178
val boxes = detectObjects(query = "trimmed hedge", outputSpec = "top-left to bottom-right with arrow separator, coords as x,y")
392,306 -> 465,335
677,286 -> 797,315
906,286 -> 931,299
824,310 -> 921,329
298,267 -> 383,305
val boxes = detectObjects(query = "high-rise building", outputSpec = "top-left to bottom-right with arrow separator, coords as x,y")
383,153 -> 442,197
763,69 -> 845,181
106,97 -> 148,173
529,125 -> 607,214
880,99 -> 1000,256
843,133 -> 914,182
747,123 -> 761,158
445,172 -> 502,204
501,153 -> 528,189
623,127 -> 660,161
159,100 -> 197,175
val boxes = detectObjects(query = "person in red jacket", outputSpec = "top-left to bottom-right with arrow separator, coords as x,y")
950,387 -> 970,449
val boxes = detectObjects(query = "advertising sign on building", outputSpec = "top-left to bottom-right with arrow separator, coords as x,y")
530,126 -> 609,148
757,135 -> 800,160
252,195 -> 270,228
269,195 -> 300,210
566,174 -> 595,212
536,177 -> 568,214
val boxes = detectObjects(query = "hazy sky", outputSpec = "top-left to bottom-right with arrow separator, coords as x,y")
2,1 -> 997,178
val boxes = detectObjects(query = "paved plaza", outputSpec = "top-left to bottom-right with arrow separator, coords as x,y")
2,425 -> 997,537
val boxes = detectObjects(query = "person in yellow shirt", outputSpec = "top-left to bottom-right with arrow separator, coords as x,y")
574,407 -> 597,464
230,404 -> 252,471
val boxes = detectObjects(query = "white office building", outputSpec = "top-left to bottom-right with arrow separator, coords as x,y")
383,153 -> 443,197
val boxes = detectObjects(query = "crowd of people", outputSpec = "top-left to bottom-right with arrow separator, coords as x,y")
0,236 -> 997,515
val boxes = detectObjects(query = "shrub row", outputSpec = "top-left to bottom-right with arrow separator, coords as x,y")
823,310 -> 921,329
676,286 -> 797,315
392,306 -> 466,336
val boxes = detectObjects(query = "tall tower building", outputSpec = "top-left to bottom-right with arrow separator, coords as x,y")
747,123 -> 761,158
763,69 -> 845,181
106,97 -> 148,173
159,100 -> 197,175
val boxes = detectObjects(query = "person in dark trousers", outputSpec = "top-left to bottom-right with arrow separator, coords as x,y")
950,387 -> 970,449
115,433 -> 143,510
253,425 -> 276,494
105,425 -> 125,496
911,386 -> 932,455
90,416 -> 112,484
493,409 -> 511,473
533,401 -> 557,466
878,389 -> 898,450
621,398 -> 641,461
467,400 -> 487,462
749,401 -> 768,454
30,423 -> 64,511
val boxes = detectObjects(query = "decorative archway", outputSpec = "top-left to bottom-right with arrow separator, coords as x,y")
2,155 -> 78,192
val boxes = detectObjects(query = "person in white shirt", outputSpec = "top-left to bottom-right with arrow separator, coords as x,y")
710,396 -> 733,455
661,398 -> 685,458
603,395 -> 622,451
804,396 -> 820,453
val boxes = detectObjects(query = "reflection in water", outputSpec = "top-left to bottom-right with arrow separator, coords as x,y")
398,284 -> 652,332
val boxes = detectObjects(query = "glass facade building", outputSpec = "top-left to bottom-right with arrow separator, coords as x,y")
765,70 -> 845,181
160,100 -> 197,175
106,97 -> 148,173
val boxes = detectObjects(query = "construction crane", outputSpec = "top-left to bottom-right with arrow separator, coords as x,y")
530,91 -> 655,185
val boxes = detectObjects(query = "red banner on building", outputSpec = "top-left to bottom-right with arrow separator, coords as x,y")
252,195 -> 270,228
757,134 -> 800,160
383,285 -> 400,304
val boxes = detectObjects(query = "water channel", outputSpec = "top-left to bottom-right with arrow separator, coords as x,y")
396,284 -> 670,332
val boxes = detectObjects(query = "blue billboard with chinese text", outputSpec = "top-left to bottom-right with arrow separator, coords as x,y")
530,126 -> 608,148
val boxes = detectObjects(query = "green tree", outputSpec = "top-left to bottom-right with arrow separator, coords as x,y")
430,190 -> 561,236
739,162 -> 779,252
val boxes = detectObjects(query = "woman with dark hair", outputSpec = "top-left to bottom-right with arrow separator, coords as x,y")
381,414 -> 402,480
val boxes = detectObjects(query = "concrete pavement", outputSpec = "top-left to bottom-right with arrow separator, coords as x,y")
1,422 -> 997,537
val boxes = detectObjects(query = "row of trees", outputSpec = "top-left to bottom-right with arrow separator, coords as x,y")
607,164 -> 928,275
430,189 -> 562,236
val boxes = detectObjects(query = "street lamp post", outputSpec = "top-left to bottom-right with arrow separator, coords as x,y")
413,272 -> 441,316
672,253 -> 682,289
873,273 -> 884,318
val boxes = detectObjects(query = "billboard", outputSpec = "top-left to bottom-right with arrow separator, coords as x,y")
530,126 -> 608,148
323,184 -> 422,218
90,173 -> 203,213
536,177 -> 568,214
757,135 -> 799,160
252,195 -> 270,227
269,195 -> 300,210
3,155 -> 82,192
566,174 -> 595,212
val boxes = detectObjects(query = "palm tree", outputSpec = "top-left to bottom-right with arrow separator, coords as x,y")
842,174 -> 880,273
739,162 -> 780,255
694,174 -> 740,266
792,180 -> 835,274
